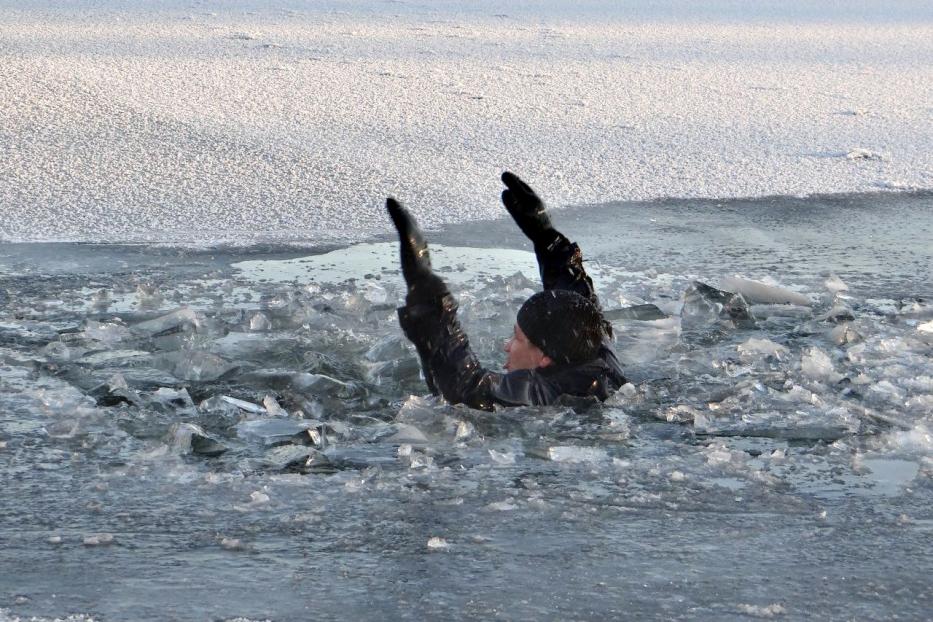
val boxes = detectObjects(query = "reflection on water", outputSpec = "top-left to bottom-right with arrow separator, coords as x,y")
0,192 -> 931,621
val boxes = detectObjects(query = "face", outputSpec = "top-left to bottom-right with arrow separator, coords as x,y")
503,323 -> 553,372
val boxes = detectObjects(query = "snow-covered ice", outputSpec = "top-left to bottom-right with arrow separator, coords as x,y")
1,0 -> 931,243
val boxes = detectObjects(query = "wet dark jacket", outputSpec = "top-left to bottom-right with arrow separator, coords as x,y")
398,235 -> 626,410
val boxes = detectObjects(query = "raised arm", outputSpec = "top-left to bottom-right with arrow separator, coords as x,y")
388,198 -> 553,410
500,172 -> 599,306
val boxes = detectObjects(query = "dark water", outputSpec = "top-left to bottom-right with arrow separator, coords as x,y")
1,192 -> 931,621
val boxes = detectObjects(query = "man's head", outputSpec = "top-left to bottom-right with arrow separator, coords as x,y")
504,290 -> 605,371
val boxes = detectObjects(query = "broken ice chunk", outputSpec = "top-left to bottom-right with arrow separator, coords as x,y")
91,289 -> 111,311
136,283 -> 164,309
426,537 -> 450,550
682,281 -> 753,328
262,395 -> 288,417
800,348 -> 844,383
236,418 -> 319,447
526,445 -> 608,463
151,387 -> 195,409
131,308 -> 202,337
219,395 -> 266,414
737,337 -> 788,362
249,312 -> 272,331
82,319 -> 131,345
83,533 -> 114,546
385,423 -> 429,445
154,351 -> 237,382
824,275 -> 849,293
719,276 -> 810,306
603,304 -> 668,322
262,444 -> 333,472
830,323 -> 862,345
820,296 -> 855,323
168,422 -> 227,456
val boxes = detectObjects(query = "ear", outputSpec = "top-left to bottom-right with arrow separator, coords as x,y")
538,354 -> 553,369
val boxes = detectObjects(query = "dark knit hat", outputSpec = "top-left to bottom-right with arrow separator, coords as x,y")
516,290 -> 604,365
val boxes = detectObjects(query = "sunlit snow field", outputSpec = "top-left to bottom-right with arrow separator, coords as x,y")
1,1 -> 932,621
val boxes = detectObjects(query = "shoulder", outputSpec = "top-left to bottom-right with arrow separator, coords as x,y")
487,368 -> 562,407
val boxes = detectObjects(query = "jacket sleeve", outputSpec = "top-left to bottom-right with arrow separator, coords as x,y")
398,295 -> 560,411
535,234 -> 613,338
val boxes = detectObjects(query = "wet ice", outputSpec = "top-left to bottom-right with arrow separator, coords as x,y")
1,210 -> 931,619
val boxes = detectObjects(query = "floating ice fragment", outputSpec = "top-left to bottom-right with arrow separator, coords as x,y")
168,423 -> 227,457
669,470 -> 686,481
221,537 -> 245,551
43,341 -> 73,362
219,395 -> 266,414
661,405 -> 697,423
488,449 -> 516,464
737,337 -> 788,361
48,535 -> 62,544
79,349 -> 150,366
362,281 -> 388,304
612,315 -> 682,365
885,424 -> 932,454
83,319 -> 131,344
261,444 -> 331,472
131,308 -> 202,337
748,304 -> 811,320
703,443 -> 745,467
91,288 -> 111,311
155,351 -> 237,382
719,276 -> 810,306
830,323 -> 862,345
824,274 -> 849,293
918,320 -> 933,334
365,335 -> 412,362
136,283 -> 164,309
820,298 -> 855,323
486,500 -> 518,511
386,423 -> 429,445
83,533 -> 114,546
236,419 -> 318,446
152,387 -> 194,408
426,537 -> 450,550
108,373 -> 129,390
604,304 -> 668,321
800,348 -> 843,383
546,446 -> 608,463
681,281 -> 752,328
250,491 -> 270,504
262,395 -> 288,417
867,380 -> 904,404
249,312 -> 272,331
455,420 -> 475,441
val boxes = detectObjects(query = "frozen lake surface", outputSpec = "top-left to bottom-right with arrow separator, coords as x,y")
1,0 -> 931,243
1,191 -> 931,621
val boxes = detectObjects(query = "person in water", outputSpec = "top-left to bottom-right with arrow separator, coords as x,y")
387,172 -> 626,410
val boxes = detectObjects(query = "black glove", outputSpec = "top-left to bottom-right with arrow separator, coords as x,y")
500,171 -> 559,247
386,198 -> 449,304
